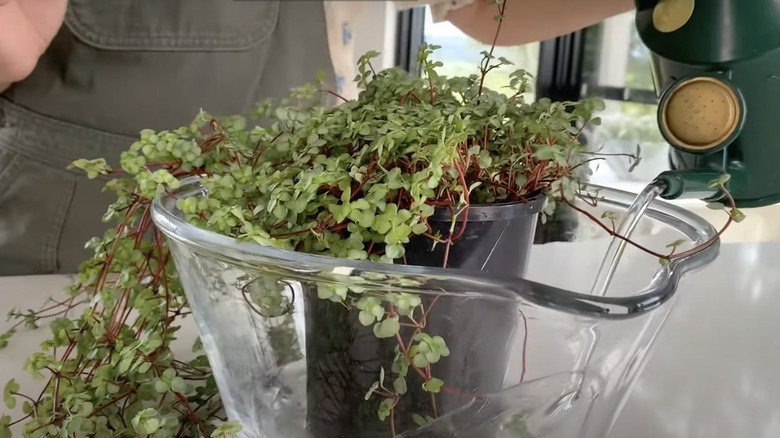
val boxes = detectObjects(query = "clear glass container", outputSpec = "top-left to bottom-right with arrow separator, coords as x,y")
151,176 -> 719,438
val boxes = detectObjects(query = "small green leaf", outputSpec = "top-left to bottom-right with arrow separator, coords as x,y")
365,381 -> 379,400
0,415 -> 11,438
358,310 -> 376,326
707,174 -> 731,188
211,421 -> 244,437
384,244 -> 404,260
377,398 -> 394,421
600,210 -> 620,220
137,361 -> 152,374
411,223 -> 428,235
118,357 -> 133,374
393,377 -> 407,395
412,353 -> 428,368
154,379 -> 169,394
3,380 -> 18,409
422,377 -> 444,393
665,239 -> 686,249
373,317 -> 400,339
170,377 -> 188,393
730,208 -> 746,223
132,408 -> 161,435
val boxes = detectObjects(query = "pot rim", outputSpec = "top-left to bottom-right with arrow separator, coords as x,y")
429,192 -> 547,222
151,176 -> 720,320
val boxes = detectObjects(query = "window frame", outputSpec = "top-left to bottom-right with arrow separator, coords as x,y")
395,8 -> 658,106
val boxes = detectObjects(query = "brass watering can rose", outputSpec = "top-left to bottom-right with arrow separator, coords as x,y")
659,76 -> 744,152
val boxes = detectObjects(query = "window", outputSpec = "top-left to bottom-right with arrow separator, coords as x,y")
578,11 -> 670,193
421,7 -> 540,101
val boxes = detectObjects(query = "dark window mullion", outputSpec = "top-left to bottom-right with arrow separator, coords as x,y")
535,30 -> 587,101
395,7 -> 426,73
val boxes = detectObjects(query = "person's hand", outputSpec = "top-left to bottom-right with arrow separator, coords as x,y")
0,0 -> 67,89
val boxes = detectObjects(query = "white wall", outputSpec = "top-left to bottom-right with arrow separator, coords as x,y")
351,2 -> 399,70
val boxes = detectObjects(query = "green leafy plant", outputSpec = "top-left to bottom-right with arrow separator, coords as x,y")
0,1 -> 742,437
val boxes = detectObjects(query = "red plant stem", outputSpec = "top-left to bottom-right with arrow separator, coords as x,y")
478,0 -> 506,95
325,89 -> 349,102
351,153 -> 377,200
108,288 -> 132,339
399,91 -> 423,105
134,206 -> 152,248
9,392 -> 37,408
562,198 -> 668,259
53,378 -> 60,413
390,406 -> 397,437
442,240 -> 453,269
155,230 -> 173,340
450,161 -> 470,242
7,414 -> 32,428
668,188 -> 736,260
419,295 -> 440,329
395,333 -> 428,381
173,391 -> 206,432
423,232 -> 446,243
439,385 -> 483,400
86,391 -> 135,419
270,227 -> 315,238
564,183 -> 735,262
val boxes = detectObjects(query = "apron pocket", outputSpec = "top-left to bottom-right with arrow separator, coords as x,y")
0,100 -> 135,276
0,145 -> 76,275
64,0 -> 280,51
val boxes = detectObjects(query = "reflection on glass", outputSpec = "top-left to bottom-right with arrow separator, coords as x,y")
422,6 -> 540,99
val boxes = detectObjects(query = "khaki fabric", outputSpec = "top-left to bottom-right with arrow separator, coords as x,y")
0,0 -> 334,275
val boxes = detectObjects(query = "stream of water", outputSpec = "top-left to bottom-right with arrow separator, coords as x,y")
589,180 -> 667,297
565,180 -> 668,406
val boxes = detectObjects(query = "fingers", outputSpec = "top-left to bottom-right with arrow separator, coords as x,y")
0,1 -> 46,83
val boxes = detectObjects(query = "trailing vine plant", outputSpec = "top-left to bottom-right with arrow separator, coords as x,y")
0,1 -> 743,437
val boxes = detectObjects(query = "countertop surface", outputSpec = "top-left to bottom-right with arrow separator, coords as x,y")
2,240 -> 779,438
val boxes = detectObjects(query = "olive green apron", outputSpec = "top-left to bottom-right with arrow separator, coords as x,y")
0,0 -> 334,276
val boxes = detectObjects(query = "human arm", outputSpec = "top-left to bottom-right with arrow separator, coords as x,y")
398,0 -> 635,46
0,0 -> 67,93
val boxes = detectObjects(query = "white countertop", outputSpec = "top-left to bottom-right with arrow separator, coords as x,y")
2,240 -> 779,438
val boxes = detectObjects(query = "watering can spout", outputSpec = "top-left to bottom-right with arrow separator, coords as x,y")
653,169 -> 728,201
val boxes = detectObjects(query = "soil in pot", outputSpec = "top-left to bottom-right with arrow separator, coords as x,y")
303,196 -> 546,438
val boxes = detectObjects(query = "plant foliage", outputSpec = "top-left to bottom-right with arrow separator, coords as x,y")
0,5 -> 739,436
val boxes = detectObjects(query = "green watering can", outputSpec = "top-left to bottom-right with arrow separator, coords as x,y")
634,0 -> 780,208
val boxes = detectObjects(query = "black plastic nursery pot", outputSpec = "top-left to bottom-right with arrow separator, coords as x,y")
404,195 -> 548,275
304,195 -> 547,438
